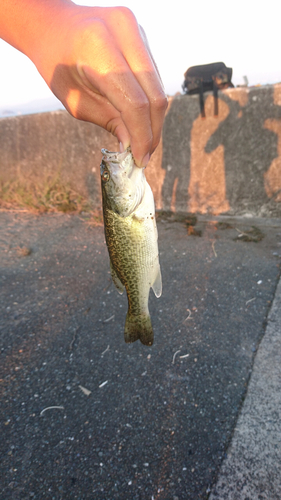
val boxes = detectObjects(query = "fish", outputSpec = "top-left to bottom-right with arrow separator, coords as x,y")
100,148 -> 162,346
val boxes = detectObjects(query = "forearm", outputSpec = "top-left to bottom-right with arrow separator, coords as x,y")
0,0 -> 73,58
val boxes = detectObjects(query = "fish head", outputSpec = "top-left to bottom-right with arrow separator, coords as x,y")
100,148 -> 146,217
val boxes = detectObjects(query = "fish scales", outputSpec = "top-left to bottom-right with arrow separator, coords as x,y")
100,148 -> 162,346
105,210 -> 156,313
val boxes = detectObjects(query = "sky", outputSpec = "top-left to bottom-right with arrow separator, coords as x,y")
0,0 -> 280,112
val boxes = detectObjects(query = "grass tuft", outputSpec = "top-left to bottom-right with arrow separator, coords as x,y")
0,173 -> 92,215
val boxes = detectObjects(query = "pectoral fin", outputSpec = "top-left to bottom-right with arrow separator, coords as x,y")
110,260 -> 124,295
152,266 -> 162,298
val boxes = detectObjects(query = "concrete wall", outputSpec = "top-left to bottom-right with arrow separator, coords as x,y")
1,84 -> 281,217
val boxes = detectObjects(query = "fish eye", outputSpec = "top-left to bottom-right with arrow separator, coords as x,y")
102,171 -> 110,182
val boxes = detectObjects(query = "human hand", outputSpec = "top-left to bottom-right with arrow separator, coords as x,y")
25,2 -> 167,167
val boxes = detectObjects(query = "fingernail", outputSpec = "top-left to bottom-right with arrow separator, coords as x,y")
141,153 -> 150,167
119,142 -> 125,153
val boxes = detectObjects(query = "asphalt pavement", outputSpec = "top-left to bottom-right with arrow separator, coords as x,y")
1,211 -> 281,500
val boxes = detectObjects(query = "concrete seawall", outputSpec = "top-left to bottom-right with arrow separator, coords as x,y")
1,84 -> 281,217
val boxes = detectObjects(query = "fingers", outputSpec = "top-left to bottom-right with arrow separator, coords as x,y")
62,79 -> 132,149
80,62 -> 158,167
99,7 -> 168,165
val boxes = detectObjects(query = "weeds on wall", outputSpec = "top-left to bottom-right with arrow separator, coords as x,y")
0,171 -> 93,215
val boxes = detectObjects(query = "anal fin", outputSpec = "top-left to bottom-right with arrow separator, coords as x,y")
152,266 -> 162,298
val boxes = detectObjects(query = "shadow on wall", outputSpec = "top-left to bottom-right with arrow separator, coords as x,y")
160,95 -> 199,212
264,86 -> 281,202
159,85 -> 281,215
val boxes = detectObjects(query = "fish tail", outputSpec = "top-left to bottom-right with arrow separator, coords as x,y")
124,312 -> 154,346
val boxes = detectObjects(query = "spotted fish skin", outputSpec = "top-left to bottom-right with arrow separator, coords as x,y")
100,148 -> 162,346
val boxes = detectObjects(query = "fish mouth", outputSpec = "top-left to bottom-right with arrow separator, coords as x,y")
100,148 -> 135,181
101,148 -> 132,165
100,148 -> 143,180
